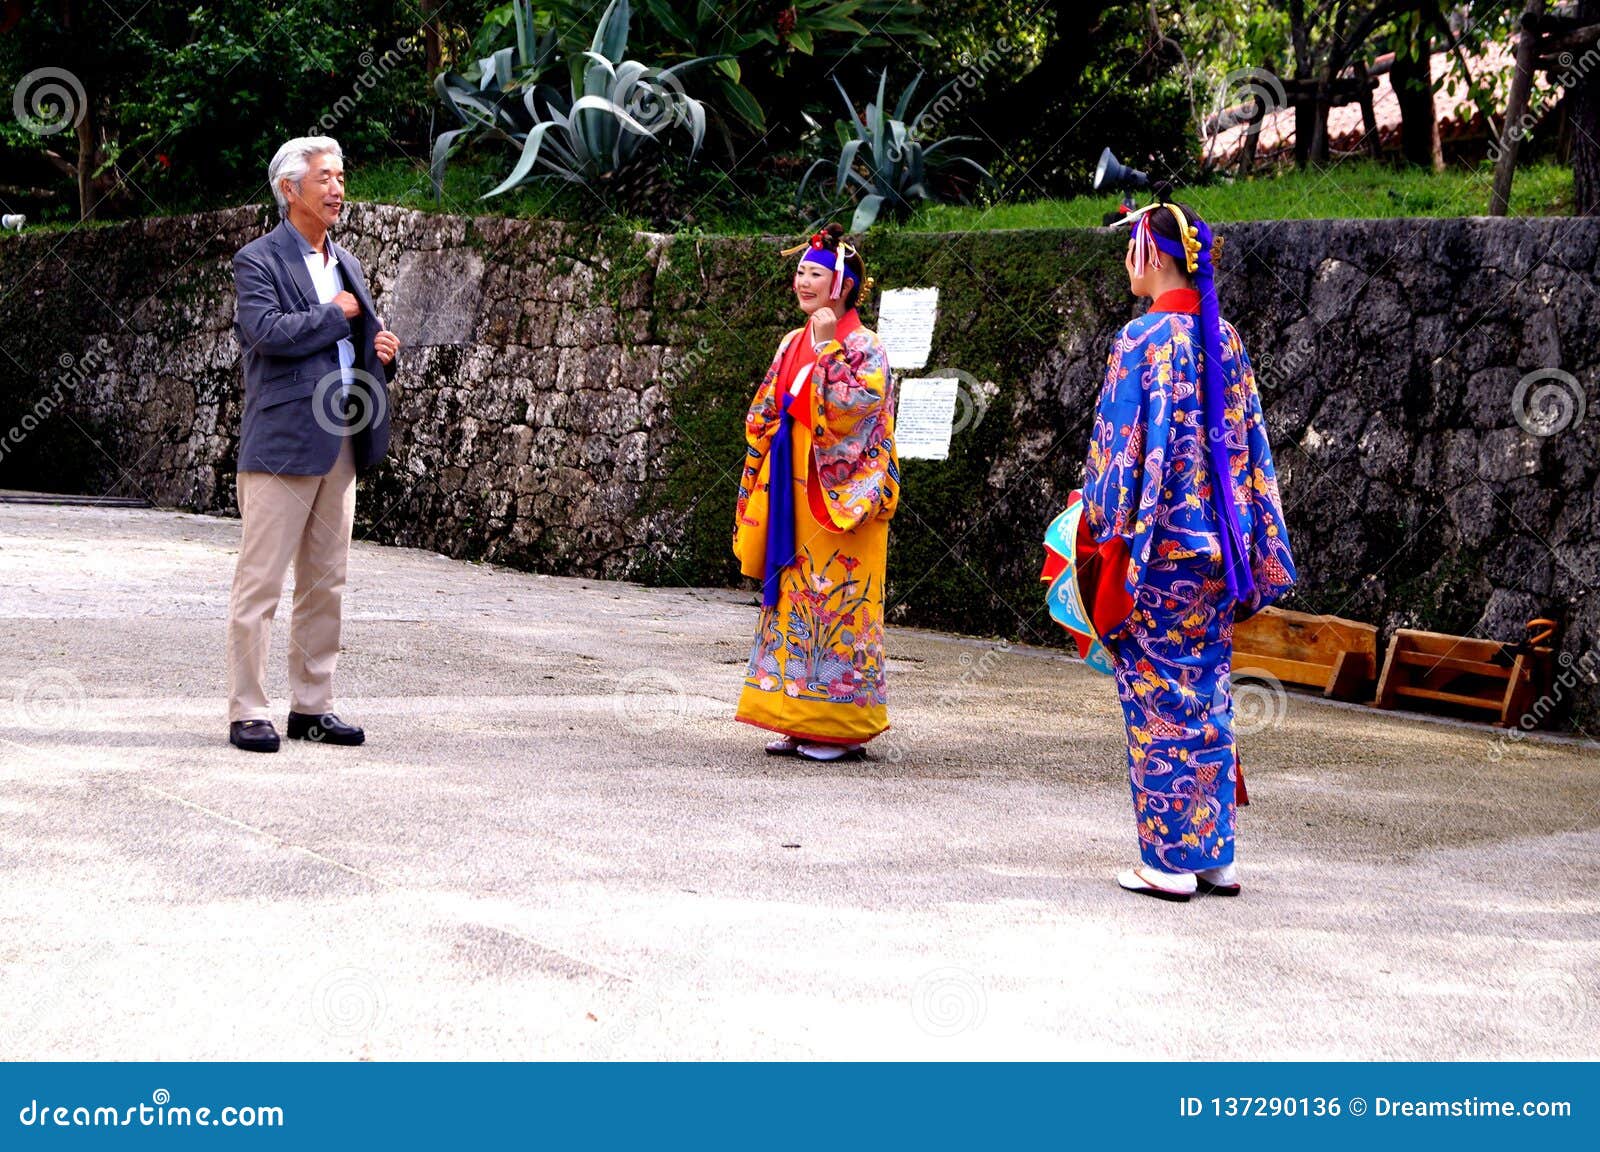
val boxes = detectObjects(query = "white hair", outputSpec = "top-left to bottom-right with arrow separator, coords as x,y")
267,136 -> 343,217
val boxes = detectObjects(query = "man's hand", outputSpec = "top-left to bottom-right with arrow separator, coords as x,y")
374,320 -> 400,366
333,290 -> 360,320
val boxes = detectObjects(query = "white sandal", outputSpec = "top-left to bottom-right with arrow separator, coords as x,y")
1117,865 -> 1196,902
1196,862 -> 1241,896
765,736 -> 801,756
796,742 -> 865,762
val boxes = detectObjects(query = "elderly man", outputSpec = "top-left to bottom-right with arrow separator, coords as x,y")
225,136 -> 400,752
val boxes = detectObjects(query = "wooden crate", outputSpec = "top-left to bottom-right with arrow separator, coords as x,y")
1232,606 -> 1379,702
1374,627 -> 1552,728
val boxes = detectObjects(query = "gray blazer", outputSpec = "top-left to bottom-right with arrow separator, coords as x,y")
232,219 -> 397,475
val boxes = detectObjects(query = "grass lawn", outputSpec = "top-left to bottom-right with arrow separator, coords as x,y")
351,152 -> 1575,234
910,160 -> 1575,231
10,154 -> 1577,236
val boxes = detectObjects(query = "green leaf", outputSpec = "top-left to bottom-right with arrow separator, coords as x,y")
835,137 -> 864,194
942,155 -> 993,181
486,121 -> 561,195
642,0 -> 693,41
851,193 -> 885,231
716,76 -> 765,129
592,0 -> 631,62
806,14 -> 872,34
789,29 -> 814,55
429,128 -> 470,202
796,156 -> 831,206
660,54 -> 733,82
834,77 -> 868,143
489,46 -> 514,88
893,71 -> 921,121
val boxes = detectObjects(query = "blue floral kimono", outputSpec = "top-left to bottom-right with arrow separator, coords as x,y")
1082,288 -> 1297,873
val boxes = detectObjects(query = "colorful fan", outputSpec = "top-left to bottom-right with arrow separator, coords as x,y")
1040,491 -> 1134,677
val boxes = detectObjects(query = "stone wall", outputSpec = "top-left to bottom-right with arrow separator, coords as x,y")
1,204 -> 1596,728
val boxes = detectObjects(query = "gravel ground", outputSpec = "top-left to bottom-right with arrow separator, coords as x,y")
1,502 -> 1596,1060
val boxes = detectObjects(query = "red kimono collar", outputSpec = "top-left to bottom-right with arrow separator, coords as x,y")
1149,288 -> 1201,314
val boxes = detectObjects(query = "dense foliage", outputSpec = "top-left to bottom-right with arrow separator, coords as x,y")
0,1 -> 1578,227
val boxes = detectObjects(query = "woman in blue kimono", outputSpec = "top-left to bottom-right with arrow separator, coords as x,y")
1083,187 -> 1297,902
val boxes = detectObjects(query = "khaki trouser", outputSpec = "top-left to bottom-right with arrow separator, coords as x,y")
226,437 -> 357,722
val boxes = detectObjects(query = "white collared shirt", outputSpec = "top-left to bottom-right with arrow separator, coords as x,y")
291,224 -> 356,391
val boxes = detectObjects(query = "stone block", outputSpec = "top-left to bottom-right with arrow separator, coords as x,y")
387,248 -> 486,346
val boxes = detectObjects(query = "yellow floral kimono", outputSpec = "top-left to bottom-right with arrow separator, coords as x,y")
733,310 -> 899,745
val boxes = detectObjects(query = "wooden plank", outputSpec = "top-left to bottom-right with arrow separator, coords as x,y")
1325,650 -> 1376,702
1392,650 -> 1511,679
1391,685 -> 1503,711
1385,628 -> 1504,661
1235,607 -> 1377,663
1499,653 -> 1532,727
1376,625 -> 1553,725
1233,653 -> 1333,691
1374,634 -> 1402,709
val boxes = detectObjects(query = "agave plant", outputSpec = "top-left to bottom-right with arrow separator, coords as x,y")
431,0 -> 719,208
798,70 -> 991,231
634,0 -> 935,133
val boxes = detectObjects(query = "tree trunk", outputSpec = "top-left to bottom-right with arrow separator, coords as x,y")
1574,1 -> 1600,213
1354,62 -> 1382,156
1392,12 -> 1443,169
1289,0 -> 1313,167
1491,2 -> 1545,215
57,0 -> 98,221
1240,93 -> 1262,173
422,0 -> 441,78
1292,96 -> 1318,166
75,112 -> 95,223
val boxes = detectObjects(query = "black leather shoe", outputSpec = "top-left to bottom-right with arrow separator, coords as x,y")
286,711 -> 365,745
229,719 -> 280,753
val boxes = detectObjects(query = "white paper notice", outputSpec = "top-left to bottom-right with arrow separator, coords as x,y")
877,287 -> 938,370
895,377 -> 960,461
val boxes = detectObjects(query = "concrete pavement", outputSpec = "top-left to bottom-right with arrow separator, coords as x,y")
1,502 -> 1596,1060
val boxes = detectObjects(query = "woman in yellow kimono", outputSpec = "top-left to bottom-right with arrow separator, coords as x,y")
732,223 -> 900,762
